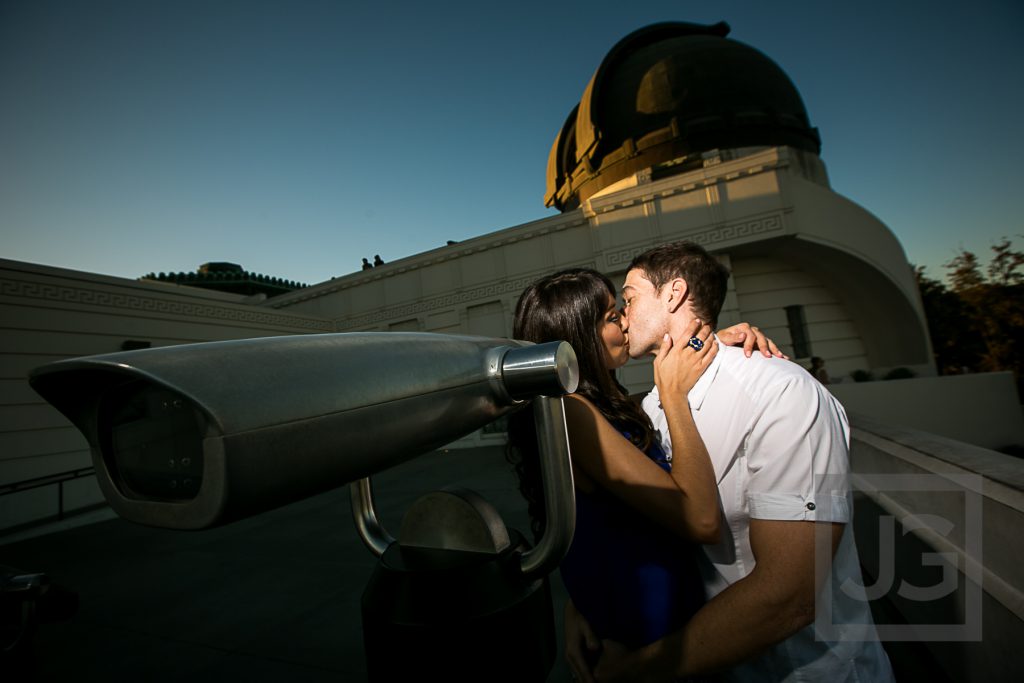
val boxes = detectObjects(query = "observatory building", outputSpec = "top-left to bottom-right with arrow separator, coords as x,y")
274,22 -> 931,386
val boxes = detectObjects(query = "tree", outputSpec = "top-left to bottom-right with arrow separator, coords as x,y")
918,238 -> 1024,401
914,266 -> 982,374
945,249 -> 984,291
988,239 -> 1024,286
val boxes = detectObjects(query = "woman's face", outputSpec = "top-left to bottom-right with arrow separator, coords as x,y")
599,293 -> 630,369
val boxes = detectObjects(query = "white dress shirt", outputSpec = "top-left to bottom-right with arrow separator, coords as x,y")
643,343 -> 894,682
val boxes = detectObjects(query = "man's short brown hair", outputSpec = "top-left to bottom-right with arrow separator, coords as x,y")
627,241 -> 731,327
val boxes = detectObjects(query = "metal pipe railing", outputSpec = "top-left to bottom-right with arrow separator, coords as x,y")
0,466 -> 97,525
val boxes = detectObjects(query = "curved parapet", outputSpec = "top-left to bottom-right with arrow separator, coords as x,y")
779,172 -> 934,370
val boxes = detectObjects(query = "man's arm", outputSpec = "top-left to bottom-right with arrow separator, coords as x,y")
594,519 -> 844,682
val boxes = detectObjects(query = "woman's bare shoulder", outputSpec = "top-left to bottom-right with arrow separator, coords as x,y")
563,393 -> 603,419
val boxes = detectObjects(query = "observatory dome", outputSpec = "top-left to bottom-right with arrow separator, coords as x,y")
545,21 -> 821,211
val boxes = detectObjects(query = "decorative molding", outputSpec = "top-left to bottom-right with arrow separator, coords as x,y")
587,157 -> 783,217
691,213 -> 784,244
0,279 -> 333,331
602,212 -> 785,272
271,216 -> 590,308
606,246 -> 647,268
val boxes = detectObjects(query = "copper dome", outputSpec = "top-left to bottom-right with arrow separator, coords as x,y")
545,21 -> 821,211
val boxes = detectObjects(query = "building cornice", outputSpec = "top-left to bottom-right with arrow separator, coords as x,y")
267,212 -> 590,309
0,264 -> 332,332
270,148 -> 796,311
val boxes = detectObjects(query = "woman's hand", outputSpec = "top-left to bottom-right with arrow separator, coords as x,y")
653,319 -> 718,400
718,322 -> 787,358
564,599 -> 599,683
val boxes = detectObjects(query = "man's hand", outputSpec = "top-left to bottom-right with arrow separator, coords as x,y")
564,599 -> 600,683
718,322 -> 787,358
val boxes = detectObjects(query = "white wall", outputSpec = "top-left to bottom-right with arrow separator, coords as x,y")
832,372 -> 1024,451
849,416 -> 1024,681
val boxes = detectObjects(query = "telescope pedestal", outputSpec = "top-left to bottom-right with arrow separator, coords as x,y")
361,531 -> 556,682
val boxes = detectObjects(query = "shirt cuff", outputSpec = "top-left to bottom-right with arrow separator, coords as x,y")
747,492 -> 850,522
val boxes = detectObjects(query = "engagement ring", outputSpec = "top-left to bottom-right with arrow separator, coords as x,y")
688,336 -> 704,351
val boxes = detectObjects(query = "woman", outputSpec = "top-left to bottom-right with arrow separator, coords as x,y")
506,268 -> 771,652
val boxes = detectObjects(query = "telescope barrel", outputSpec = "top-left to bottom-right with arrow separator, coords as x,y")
29,332 -> 578,530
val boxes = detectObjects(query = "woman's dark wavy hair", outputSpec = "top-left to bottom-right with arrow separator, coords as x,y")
506,268 -> 655,541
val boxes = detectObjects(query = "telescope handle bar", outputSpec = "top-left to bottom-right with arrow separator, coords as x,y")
518,396 -> 575,578
351,477 -> 394,557
350,396 -> 576,578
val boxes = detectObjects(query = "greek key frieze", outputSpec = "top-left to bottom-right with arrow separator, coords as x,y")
1,278 -> 332,331
606,247 -> 647,267
338,262 -> 596,329
697,214 -> 784,244
596,213 -> 785,274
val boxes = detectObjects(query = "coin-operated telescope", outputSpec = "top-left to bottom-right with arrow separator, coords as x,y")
30,332 -> 578,681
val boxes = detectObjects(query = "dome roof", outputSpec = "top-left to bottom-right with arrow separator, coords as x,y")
545,21 -> 821,211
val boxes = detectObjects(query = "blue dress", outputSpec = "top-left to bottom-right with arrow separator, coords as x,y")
559,435 -> 705,647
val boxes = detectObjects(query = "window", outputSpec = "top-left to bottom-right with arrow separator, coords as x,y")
467,301 -> 506,338
785,305 -> 811,359
388,319 -> 419,332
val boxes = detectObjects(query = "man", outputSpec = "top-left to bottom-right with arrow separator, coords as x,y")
566,241 -> 893,681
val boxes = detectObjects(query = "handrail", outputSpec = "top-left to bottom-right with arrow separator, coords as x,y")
0,467 -> 95,495
0,467 -> 97,522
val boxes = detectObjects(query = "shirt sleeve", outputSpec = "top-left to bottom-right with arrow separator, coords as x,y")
641,387 -> 673,454
744,374 -> 852,523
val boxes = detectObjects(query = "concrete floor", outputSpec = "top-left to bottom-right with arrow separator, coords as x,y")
2,446 -> 576,682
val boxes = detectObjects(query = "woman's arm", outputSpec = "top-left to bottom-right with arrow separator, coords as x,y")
651,322 -> 720,543
562,321 -> 719,543
563,397 -> 702,540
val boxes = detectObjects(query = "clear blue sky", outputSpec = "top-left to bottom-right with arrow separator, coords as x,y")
2,0 -> 1022,286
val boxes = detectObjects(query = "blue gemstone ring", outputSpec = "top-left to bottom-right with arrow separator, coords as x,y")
688,336 -> 704,351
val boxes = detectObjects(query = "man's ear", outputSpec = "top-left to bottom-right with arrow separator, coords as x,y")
665,278 -> 688,313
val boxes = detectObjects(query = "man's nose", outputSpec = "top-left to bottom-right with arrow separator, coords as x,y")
620,310 -> 629,330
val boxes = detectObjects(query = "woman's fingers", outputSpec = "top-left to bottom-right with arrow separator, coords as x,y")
701,336 -> 720,364
681,321 -> 713,353
659,321 -> 715,365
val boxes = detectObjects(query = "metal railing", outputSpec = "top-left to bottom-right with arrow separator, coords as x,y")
1,467 -> 97,523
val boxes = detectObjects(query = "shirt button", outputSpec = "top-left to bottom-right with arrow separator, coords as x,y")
806,502 -> 816,511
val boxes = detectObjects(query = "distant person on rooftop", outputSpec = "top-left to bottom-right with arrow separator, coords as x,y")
810,356 -> 830,384
374,254 -> 385,266
361,257 -> 372,270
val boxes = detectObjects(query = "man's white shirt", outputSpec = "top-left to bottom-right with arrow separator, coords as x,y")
642,343 -> 894,682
